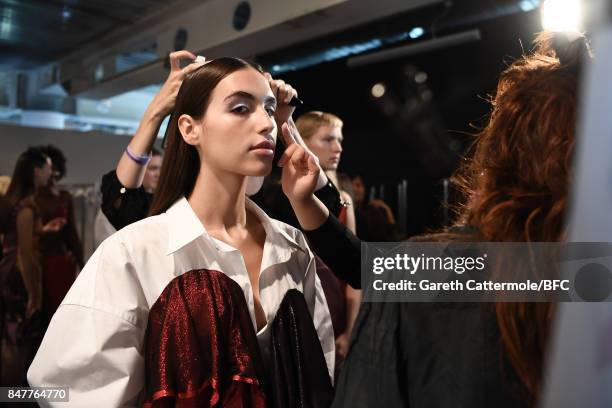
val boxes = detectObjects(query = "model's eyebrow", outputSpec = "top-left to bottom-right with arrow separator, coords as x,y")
224,91 -> 276,105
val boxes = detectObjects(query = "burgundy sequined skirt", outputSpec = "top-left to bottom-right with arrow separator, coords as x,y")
0,248 -> 45,386
143,269 -> 333,408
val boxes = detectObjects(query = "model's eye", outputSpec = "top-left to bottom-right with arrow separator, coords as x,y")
231,104 -> 249,114
265,106 -> 276,117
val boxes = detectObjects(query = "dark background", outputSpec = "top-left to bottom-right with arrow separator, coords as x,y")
264,3 -> 543,236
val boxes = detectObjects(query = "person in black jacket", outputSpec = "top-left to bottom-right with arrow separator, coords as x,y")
282,31 -> 588,407
99,51 -> 205,231
100,148 -> 162,231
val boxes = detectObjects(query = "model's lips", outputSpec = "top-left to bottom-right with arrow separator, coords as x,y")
250,140 -> 276,151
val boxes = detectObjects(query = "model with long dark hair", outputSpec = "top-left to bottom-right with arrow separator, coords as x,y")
29,58 -> 334,407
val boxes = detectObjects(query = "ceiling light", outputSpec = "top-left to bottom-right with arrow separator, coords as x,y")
409,27 -> 425,39
62,6 -> 72,21
371,83 -> 386,98
519,0 -> 540,12
541,0 -> 582,32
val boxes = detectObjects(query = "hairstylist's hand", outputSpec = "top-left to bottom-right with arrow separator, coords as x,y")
278,123 -> 320,202
264,72 -> 298,126
147,50 -> 207,120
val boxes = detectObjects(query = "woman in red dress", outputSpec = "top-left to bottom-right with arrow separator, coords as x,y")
0,148 -> 63,386
35,145 -> 83,320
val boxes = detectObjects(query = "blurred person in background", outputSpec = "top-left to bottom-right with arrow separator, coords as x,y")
360,198 -> 401,241
1,148 -> 63,386
296,111 -> 361,372
351,174 -> 366,207
1,175 -> 11,262
100,147 -> 163,232
351,174 -> 400,242
296,111 -> 354,228
35,145 -> 83,320
94,148 -> 163,246
142,148 -> 163,195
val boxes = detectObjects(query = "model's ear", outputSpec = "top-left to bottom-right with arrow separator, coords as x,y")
178,114 -> 201,146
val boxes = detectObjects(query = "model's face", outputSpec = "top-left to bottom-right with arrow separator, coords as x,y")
143,155 -> 162,193
305,125 -> 343,171
181,68 -> 277,177
34,157 -> 53,188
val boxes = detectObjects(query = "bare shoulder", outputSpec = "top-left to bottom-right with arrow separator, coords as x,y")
340,190 -> 353,205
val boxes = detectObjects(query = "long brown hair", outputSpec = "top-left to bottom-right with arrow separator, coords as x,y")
5,147 -> 49,206
148,57 -> 263,216
452,32 -> 589,404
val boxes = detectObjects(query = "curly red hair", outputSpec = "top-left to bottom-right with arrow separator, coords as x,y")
452,31 -> 588,404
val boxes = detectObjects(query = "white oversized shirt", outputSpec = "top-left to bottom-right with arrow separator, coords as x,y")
28,197 -> 334,407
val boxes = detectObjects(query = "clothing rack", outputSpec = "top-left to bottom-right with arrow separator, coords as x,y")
59,182 -> 101,263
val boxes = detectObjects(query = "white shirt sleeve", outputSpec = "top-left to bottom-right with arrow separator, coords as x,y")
28,238 -> 148,407
300,233 -> 336,383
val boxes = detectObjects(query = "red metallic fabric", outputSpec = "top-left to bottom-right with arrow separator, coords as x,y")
143,269 -> 267,408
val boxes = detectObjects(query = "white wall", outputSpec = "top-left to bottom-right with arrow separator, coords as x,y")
0,123 -> 131,184
0,123 -> 153,262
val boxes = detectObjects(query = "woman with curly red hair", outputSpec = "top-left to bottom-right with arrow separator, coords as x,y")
281,31 -> 590,407
451,31 -> 587,402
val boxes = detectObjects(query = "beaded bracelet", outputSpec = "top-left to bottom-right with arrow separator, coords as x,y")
125,146 -> 152,165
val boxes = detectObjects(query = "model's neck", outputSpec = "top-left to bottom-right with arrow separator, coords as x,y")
188,166 -> 248,230
326,170 -> 338,188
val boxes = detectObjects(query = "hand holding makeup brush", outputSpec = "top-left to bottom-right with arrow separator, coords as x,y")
278,122 -> 321,203
277,121 -> 330,230
263,72 -> 302,127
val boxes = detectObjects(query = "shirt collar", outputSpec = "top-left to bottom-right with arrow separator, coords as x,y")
165,197 -> 206,255
165,196 -> 303,255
